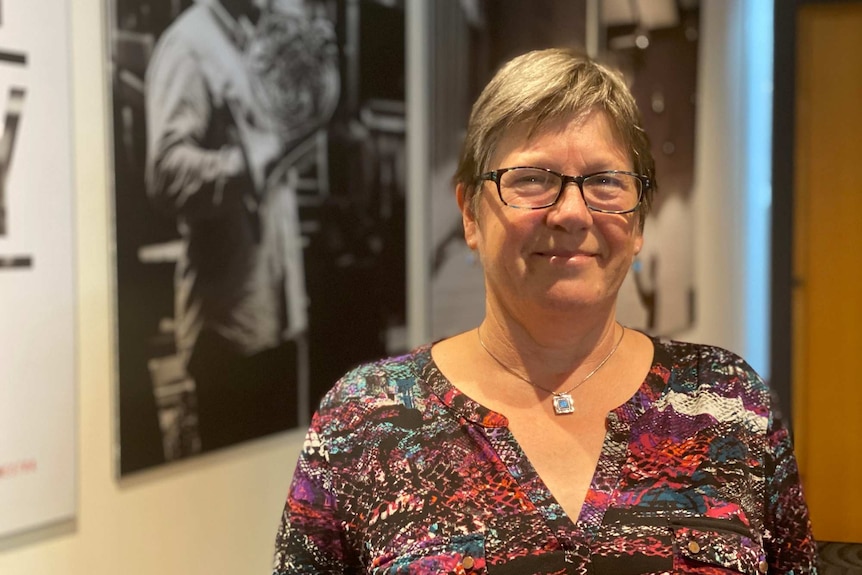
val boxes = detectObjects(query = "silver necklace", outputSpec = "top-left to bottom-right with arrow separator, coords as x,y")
476,325 -> 626,415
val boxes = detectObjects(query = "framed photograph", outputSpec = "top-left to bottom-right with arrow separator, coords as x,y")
106,0 -> 407,475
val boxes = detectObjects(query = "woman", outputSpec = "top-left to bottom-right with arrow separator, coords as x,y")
272,48 -> 817,574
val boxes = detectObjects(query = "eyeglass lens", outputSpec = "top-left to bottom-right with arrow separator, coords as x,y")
498,168 -> 641,211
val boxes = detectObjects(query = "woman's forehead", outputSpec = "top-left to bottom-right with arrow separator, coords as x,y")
488,109 -> 628,164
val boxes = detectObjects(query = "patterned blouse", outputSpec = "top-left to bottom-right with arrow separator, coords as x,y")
272,337 -> 818,574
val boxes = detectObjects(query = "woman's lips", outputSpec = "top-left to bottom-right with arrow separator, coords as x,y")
535,250 -> 597,264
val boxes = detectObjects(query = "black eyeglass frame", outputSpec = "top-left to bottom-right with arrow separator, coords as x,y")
477,166 -> 651,213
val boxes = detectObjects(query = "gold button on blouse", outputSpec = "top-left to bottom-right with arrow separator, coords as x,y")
687,540 -> 701,554
462,555 -> 475,570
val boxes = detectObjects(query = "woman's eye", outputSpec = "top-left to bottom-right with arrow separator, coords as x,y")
509,171 -> 552,188
594,176 -> 621,188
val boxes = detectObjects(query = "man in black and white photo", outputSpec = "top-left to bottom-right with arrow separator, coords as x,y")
144,0 -> 339,451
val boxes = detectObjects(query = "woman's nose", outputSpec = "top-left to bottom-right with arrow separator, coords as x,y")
545,182 -> 594,228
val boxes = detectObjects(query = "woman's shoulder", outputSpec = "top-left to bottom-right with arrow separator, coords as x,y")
649,336 -> 770,400
314,345 -> 435,413
652,336 -> 760,378
644,336 -> 776,436
305,345 -> 443,454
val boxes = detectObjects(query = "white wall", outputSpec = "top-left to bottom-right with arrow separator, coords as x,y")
0,1 -> 753,574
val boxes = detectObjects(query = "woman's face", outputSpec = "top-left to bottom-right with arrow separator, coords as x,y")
460,109 -> 644,321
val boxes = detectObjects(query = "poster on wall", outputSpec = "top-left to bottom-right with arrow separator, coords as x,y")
429,0 -> 700,341
0,0 -> 77,537
107,0 -> 407,475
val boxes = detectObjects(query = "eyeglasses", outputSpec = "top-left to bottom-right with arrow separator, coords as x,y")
477,166 -> 649,213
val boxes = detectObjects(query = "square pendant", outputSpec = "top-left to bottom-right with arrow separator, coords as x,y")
552,394 -> 575,415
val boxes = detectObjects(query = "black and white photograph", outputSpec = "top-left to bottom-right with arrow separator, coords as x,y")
107,0 -> 407,475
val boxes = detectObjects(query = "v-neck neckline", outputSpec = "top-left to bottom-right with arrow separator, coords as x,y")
422,335 -> 671,543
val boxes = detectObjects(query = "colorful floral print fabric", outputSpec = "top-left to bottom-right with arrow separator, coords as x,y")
273,337 -> 817,574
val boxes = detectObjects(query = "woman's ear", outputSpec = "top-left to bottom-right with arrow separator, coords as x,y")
457,183 -> 479,251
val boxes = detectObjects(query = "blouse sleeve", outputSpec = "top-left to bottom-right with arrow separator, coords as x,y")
272,426 -> 352,574
763,395 -> 819,573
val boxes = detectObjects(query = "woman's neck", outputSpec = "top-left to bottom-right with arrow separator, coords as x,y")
478,303 -> 622,387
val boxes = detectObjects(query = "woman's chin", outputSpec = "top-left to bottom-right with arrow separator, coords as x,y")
530,284 -> 615,313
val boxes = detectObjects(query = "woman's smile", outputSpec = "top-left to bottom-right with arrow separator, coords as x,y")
533,248 -> 598,266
